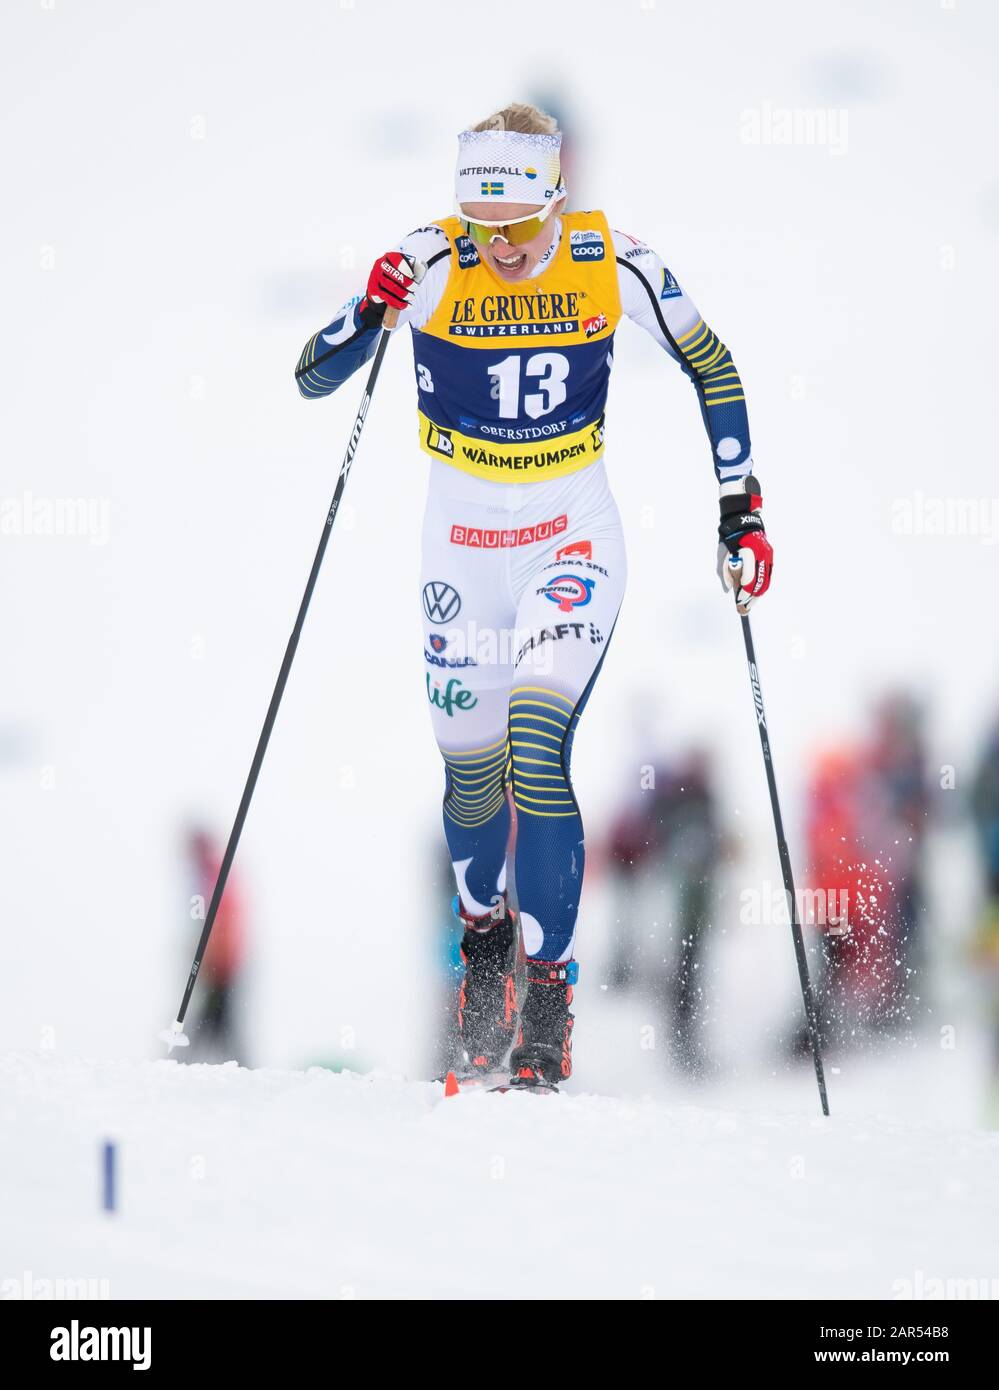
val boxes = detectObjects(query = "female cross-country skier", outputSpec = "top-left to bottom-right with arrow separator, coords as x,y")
296,103 -> 773,1090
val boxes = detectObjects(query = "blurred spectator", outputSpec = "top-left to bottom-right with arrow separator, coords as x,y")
428,836 -> 464,1079
868,692 -> 931,994
526,83 -> 584,205
970,718 -> 999,899
604,749 -> 722,1075
970,718 -> 999,1115
182,826 -> 249,1065
794,693 -> 931,1054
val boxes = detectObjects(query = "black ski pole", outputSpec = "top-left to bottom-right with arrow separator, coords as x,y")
728,559 -> 830,1116
161,316 -> 399,1052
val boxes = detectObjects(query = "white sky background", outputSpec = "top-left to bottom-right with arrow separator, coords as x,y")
1,0 -> 996,1082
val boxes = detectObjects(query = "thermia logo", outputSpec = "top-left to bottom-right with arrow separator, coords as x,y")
50,1321 -> 151,1371
570,229 -> 605,261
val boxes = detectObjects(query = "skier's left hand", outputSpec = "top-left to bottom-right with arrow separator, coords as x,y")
717,475 -> 773,613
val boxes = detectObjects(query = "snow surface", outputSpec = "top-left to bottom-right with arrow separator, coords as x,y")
3,1050 -> 997,1300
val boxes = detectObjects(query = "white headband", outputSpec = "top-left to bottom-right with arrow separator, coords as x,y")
455,128 -> 566,209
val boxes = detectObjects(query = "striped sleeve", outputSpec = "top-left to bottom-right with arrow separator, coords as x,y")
294,225 -> 452,400
295,297 -> 379,399
613,230 -> 753,483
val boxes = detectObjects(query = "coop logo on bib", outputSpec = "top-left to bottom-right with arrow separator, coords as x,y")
455,235 -> 480,268
570,229 -> 605,262
537,573 -> 596,613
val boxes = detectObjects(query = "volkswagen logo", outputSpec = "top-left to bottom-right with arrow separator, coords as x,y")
422,581 -> 461,623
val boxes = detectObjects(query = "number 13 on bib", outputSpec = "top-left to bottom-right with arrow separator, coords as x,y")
412,212 -> 621,482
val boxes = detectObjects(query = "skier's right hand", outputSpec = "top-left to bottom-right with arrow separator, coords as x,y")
359,251 -> 418,326
717,474 -> 773,614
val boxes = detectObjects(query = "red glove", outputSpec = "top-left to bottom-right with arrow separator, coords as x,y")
359,251 -> 418,325
717,474 -> 774,611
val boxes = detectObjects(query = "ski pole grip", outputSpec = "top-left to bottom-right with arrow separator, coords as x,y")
727,555 -> 749,614
381,259 -> 427,331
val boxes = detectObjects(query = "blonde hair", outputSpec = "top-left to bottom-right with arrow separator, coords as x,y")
472,103 -> 559,136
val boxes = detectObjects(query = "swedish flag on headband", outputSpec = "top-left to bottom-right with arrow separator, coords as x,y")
480,181 -> 504,196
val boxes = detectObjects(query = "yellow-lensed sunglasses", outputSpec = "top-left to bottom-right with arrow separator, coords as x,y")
459,197 -> 560,248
